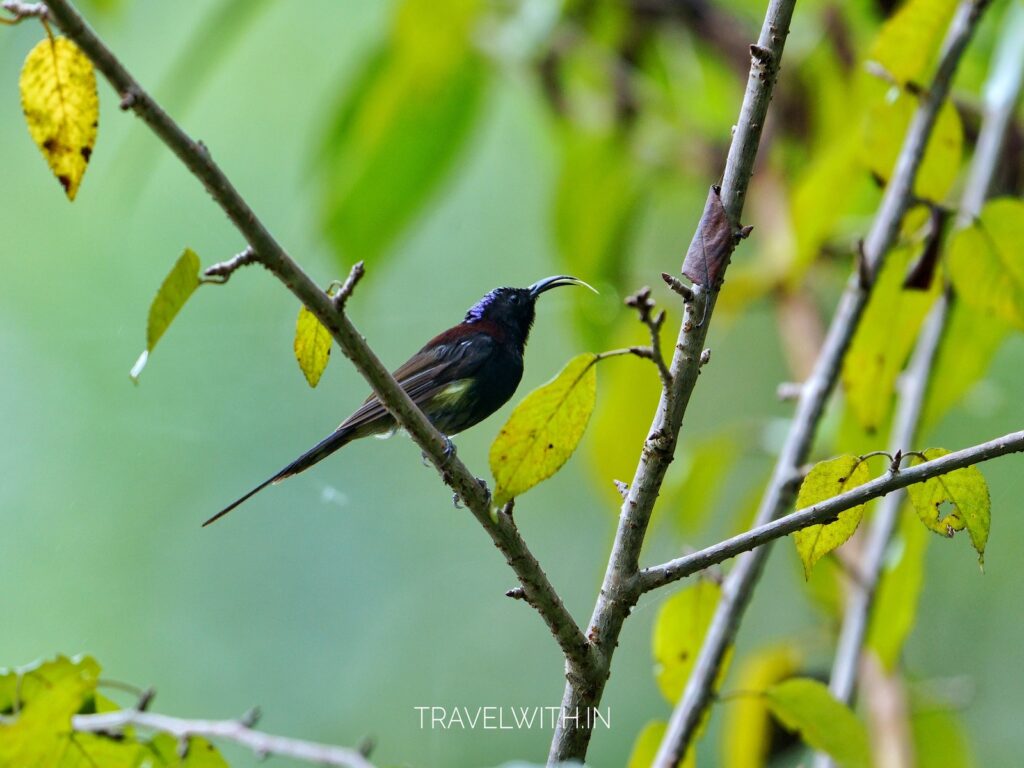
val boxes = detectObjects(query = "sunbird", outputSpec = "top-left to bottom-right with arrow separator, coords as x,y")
204,275 -> 592,526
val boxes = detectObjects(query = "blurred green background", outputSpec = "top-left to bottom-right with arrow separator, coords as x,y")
1,1 -> 1022,766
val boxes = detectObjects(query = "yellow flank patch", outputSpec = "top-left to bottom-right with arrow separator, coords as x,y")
20,36 -> 99,200
435,379 -> 471,402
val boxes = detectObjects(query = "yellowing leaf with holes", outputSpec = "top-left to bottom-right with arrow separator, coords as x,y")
867,503 -> 929,670
843,239 -> 940,433
490,353 -> 597,507
793,455 -> 871,578
868,0 -> 958,85
653,580 -> 721,703
906,448 -> 990,567
863,93 -> 962,202
948,198 -> 1024,330
294,305 -> 332,387
130,249 -> 202,382
764,678 -> 870,768
19,36 -> 98,200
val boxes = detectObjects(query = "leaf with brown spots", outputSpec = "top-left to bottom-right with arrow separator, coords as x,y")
19,36 -> 99,200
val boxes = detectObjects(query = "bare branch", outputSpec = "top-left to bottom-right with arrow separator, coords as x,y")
548,0 -> 799,760
71,709 -> 375,768
654,1 -> 993,762
638,428 -> 1024,592
38,0 -> 593,679
661,271 -> 694,302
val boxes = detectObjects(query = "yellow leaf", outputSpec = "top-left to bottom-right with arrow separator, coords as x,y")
868,0 -> 958,85
793,455 -> 872,578
653,580 -> 721,703
490,353 -> 597,507
294,305 -> 332,387
131,249 -> 202,382
721,645 -> 802,768
863,92 -> 962,202
842,237 -> 941,433
19,36 -> 99,200
947,197 -> 1024,330
905,448 -> 990,567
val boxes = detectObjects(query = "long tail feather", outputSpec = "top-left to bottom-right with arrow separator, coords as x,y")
203,427 -> 356,526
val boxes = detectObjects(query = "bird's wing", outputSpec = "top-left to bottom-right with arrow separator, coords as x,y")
337,331 -> 496,433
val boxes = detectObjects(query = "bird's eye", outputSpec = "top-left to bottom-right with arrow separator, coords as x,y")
509,294 -> 519,304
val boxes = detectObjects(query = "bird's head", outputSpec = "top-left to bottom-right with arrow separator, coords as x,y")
464,275 -> 594,342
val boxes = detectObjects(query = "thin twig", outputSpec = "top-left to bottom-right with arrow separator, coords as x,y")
625,287 -> 672,388
202,246 -> 257,283
0,1 -> 47,22
638,428 -> 1024,591
548,0 -> 797,760
653,1 -> 992,763
70,709 -> 375,768
332,261 -> 365,311
38,0 -> 594,680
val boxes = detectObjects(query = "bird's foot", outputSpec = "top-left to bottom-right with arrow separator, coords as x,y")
452,492 -> 463,509
442,435 -> 455,459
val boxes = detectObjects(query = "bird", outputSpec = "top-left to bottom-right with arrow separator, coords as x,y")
203,275 -> 593,526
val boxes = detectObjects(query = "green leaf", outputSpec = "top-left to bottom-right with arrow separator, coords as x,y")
131,248 -> 202,382
911,701 -> 975,768
319,0 -> 488,265
490,354 -> 597,507
294,305 -> 332,387
764,678 -> 871,768
863,93 -> 962,202
653,580 -> 721,703
842,237 -> 941,432
947,198 -> 1024,330
0,655 -> 101,765
905,448 -> 990,567
867,503 -> 929,669
793,455 -> 872,578
721,646 -> 802,768
921,297 -> 1009,430
868,0 -> 958,85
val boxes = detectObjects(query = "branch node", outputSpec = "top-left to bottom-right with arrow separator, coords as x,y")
119,89 -> 138,111
506,586 -> 527,601
736,224 -> 754,240
614,479 -> 629,499
239,706 -> 261,728
137,687 -> 155,712
332,261 -> 365,312
700,348 -> 712,366
661,272 -> 694,302
203,246 -> 257,283
0,2 -> 48,23
626,286 -> 672,387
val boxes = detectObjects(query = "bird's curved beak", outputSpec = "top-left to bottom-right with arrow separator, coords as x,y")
528,275 -> 598,298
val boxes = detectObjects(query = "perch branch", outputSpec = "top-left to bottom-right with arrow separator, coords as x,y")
654,0 -> 991,763
37,0 -> 594,680
71,709 -> 375,768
